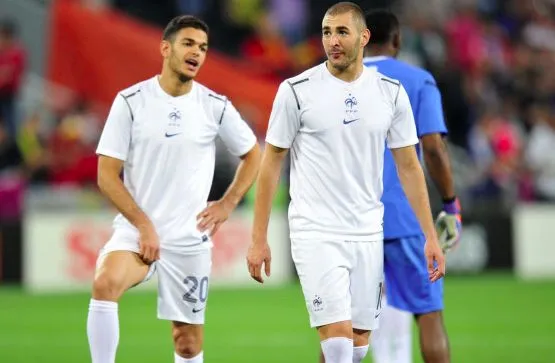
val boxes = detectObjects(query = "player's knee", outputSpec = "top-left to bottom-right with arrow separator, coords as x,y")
172,325 -> 202,358
317,321 -> 353,340
353,328 -> 370,347
91,273 -> 126,301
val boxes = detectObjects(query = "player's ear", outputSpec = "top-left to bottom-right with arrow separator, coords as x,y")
160,39 -> 171,58
393,33 -> 401,51
361,28 -> 370,48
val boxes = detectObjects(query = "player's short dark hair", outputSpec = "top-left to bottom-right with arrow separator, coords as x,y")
162,15 -> 209,42
325,2 -> 367,31
366,9 -> 400,45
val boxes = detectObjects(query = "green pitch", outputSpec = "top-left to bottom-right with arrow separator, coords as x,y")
1,274 -> 554,362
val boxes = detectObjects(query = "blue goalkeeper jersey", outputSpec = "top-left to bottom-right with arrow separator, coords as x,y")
363,56 -> 447,239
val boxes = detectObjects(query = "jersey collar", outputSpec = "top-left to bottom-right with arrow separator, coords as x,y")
153,75 -> 195,101
322,62 -> 369,87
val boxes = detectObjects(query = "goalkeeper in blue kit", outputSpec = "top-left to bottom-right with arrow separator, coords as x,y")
363,10 -> 462,363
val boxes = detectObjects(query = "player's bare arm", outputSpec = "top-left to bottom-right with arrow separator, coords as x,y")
421,134 -> 455,199
391,146 -> 445,281
197,143 -> 261,236
422,133 -> 462,252
97,155 -> 159,263
246,143 -> 287,283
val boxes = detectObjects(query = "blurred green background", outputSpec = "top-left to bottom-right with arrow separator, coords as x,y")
2,274 -> 554,363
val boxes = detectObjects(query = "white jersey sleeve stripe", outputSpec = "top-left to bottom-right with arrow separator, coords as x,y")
96,92 -> 133,161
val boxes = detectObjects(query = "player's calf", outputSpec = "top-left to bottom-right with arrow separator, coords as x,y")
415,311 -> 450,363
172,322 -> 204,362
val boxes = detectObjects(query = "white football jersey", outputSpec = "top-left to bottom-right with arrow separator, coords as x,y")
266,63 -> 418,241
96,76 -> 257,251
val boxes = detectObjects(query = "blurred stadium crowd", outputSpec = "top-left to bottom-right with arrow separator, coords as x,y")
1,0 -> 555,212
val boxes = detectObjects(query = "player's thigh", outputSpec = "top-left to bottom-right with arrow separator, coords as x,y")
156,248 -> 212,324
291,239 -> 352,329
93,231 -> 152,299
384,235 -> 444,314
350,240 -> 384,332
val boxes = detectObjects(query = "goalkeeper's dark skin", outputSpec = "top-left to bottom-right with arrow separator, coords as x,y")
319,9 -> 455,363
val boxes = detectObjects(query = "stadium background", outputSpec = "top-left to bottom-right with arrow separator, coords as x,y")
0,0 -> 554,362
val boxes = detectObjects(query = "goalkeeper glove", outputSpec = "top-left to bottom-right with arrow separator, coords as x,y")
435,197 -> 462,253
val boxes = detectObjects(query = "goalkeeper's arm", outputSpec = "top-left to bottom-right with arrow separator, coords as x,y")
421,133 -> 462,252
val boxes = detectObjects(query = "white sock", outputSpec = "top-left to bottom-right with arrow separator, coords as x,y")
87,299 -> 119,363
321,337 -> 353,363
371,299 -> 412,363
353,345 -> 369,363
174,351 -> 203,362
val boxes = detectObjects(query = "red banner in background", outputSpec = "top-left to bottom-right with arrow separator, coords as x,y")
47,0 -> 278,136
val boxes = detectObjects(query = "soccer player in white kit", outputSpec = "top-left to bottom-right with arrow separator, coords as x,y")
87,15 -> 261,363
246,3 -> 445,363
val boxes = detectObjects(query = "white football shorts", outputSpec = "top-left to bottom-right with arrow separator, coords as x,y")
291,238 -> 384,330
96,229 -> 212,324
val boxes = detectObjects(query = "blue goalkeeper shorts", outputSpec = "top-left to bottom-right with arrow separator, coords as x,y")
384,234 -> 444,314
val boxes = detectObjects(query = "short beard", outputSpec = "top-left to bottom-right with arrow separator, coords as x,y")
330,60 -> 349,72
176,71 -> 192,83
169,49 -> 192,83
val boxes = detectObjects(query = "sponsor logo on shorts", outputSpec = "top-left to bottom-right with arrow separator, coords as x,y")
192,306 -> 205,313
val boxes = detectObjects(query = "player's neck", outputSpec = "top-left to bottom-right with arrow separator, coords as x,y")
326,60 -> 364,83
158,72 -> 193,97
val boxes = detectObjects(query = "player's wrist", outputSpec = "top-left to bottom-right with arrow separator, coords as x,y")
136,218 -> 155,233
442,196 -> 460,215
424,228 -> 440,244
251,232 -> 268,245
221,194 -> 240,209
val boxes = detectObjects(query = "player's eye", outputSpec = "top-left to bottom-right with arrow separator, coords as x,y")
339,30 -> 348,36
200,46 -> 208,53
322,30 -> 331,36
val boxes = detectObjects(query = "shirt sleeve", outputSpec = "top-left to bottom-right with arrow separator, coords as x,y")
265,81 -> 301,149
387,84 -> 419,149
416,75 -> 448,137
96,94 -> 132,161
217,100 -> 257,157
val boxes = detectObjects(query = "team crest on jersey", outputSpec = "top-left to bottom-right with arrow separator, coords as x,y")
165,108 -> 183,137
168,109 -> 181,123
343,94 -> 360,125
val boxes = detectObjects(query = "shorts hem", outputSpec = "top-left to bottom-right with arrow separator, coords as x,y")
157,313 -> 205,325
310,315 -> 351,328
99,247 -> 140,259
412,306 -> 444,315
389,302 -> 444,315
352,322 -> 377,331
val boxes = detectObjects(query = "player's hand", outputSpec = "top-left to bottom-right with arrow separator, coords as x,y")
196,199 -> 236,236
138,224 -> 160,264
425,239 -> 445,282
246,239 -> 271,284
435,198 -> 462,253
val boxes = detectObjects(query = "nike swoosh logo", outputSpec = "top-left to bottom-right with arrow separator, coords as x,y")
343,118 -> 360,125
165,132 -> 182,137
192,307 -> 205,313
375,312 -> 381,319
